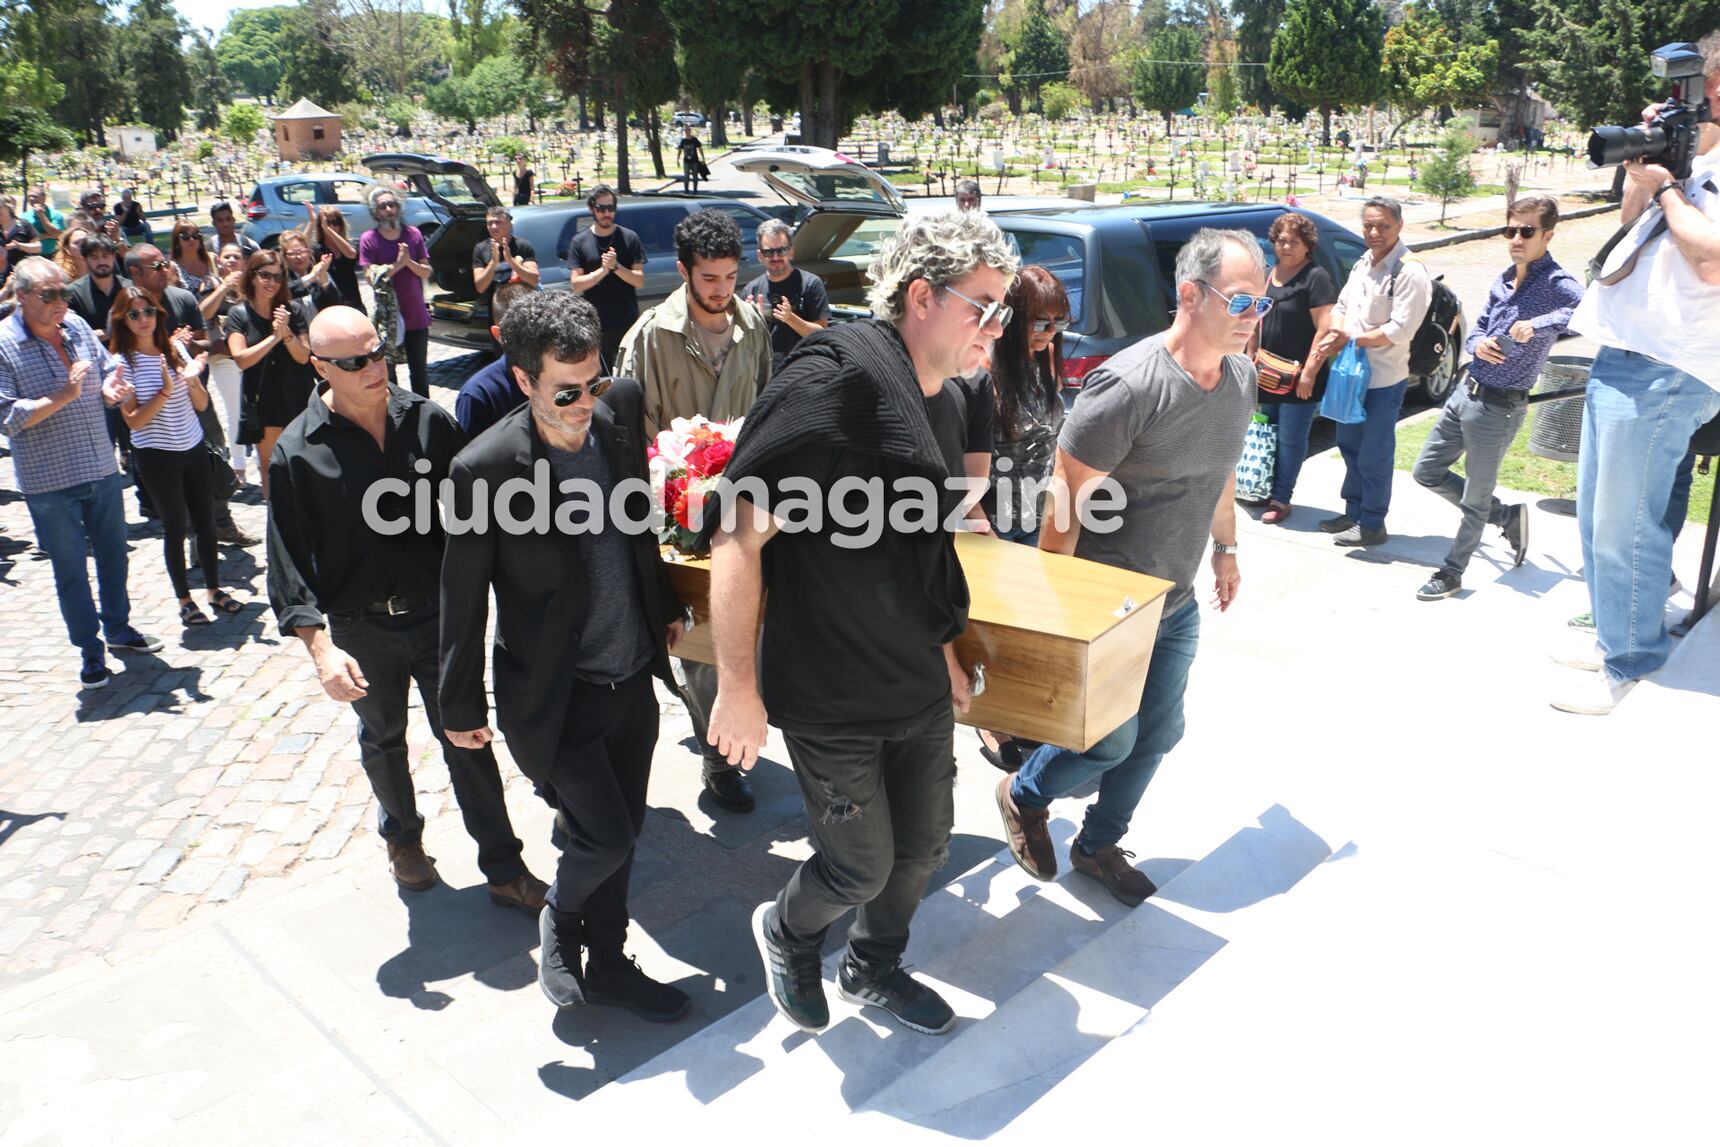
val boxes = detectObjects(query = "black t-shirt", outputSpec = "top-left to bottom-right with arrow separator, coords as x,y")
752,443 -> 952,734
513,169 -> 534,207
743,268 -> 830,361
1,220 -> 38,285
224,298 -> 314,409
289,274 -> 344,314
471,235 -> 538,312
922,372 -> 996,477
569,225 -> 644,332
315,243 -> 363,310
1258,262 -> 1338,404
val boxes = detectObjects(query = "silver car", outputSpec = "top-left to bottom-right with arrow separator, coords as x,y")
239,171 -> 445,249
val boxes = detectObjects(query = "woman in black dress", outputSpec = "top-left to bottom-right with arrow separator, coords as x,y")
1257,212 -> 1338,524
513,153 -> 535,207
304,203 -> 364,313
224,250 -> 313,499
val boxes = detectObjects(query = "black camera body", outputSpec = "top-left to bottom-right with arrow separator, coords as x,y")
1587,42 -> 1711,182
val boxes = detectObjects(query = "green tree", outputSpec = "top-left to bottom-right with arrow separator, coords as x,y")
1234,0 -> 1285,109
216,7 -> 291,100
189,31 -> 230,131
1267,0 -> 1386,144
1068,0 -> 1134,112
1382,6 -> 1497,138
1009,0 -> 1071,112
1040,80 -> 1082,121
521,72 -> 565,132
666,0 -> 753,145
1417,116 -> 1478,223
1525,0 -> 1720,132
0,105 -> 77,187
0,60 -> 66,112
124,0 -> 192,141
426,74 -> 478,132
221,101 -> 265,143
760,0 -> 896,149
338,0 -> 447,96
47,1 -> 125,144
446,0 -> 510,76
1131,24 -> 1204,131
464,54 -> 529,123
279,0 -> 359,107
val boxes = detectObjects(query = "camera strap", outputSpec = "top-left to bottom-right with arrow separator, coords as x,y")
1590,178 -> 1718,286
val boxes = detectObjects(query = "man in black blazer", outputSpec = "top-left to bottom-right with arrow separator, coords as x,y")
440,290 -> 691,1023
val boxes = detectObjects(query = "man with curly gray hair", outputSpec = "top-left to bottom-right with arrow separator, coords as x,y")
703,211 -> 1016,1037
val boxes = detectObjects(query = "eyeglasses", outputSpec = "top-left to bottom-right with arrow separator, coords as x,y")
253,270 -> 282,282
941,284 -> 1013,330
759,246 -> 790,258
591,203 -> 617,214
1031,318 -> 1070,333
32,287 -> 73,304
124,306 -> 159,321
1502,225 -> 1541,240
312,347 -> 387,372
537,376 -> 614,405
141,260 -> 169,272
1196,280 -> 1274,318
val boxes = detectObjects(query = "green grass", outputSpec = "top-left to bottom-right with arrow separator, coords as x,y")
1393,410 -> 1713,525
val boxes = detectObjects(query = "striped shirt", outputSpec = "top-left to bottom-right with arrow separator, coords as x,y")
0,310 -> 118,495
125,350 -> 204,452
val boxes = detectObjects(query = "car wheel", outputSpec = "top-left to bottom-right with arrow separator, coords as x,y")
1417,339 -> 1463,404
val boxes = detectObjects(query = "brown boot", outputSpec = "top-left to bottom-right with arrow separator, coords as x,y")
489,872 -> 550,913
387,841 -> 437,890
995,774 -> 1056,881
1070,842 -> 1156,906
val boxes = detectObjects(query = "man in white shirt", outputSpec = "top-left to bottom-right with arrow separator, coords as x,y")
1314,197 -> 1433,547
1554,34 -> 1720,715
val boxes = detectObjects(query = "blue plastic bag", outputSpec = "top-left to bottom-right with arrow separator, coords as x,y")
1319,343 -> 1371,425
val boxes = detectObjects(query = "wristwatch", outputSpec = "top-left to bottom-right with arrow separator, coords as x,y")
1212,541 -> 1239,555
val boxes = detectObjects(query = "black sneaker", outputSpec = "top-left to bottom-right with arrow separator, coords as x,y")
1332,524 -> 1388,547
1416,571 -> 1462,601
107,628 -> 163,653
1319,514 -> 1356,534
837,958 -> 956,1035
752,901 -> 828,1033
537,906 -> 585,1009
1502,504 -> 1530,568
585,955 -> 691,1023
79,651 -> 111,689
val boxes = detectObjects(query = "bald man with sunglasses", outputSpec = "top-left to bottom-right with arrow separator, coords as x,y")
267,305 -> 546,910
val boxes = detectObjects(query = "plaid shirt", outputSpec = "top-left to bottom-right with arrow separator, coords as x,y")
0,310 -> 118,495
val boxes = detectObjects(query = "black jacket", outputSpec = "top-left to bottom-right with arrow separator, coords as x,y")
437,377 -> 680,781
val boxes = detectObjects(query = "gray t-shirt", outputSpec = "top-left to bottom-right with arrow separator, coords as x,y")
547,435 -> 655,684
1060,334 -> 1255,612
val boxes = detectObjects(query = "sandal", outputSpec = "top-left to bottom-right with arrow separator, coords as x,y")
180,600 -> 211,626
208,590 -> 243,615
1262,500 -> 1292,524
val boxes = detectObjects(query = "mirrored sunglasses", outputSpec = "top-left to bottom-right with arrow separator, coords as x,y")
550,377 -> 615,406
1031,318 -> 1070,333
1197,280 -> 1274,318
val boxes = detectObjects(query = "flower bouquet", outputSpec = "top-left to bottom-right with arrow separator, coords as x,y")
649,415 -> 743,554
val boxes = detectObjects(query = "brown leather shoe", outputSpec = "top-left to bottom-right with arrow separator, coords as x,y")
1070,842 -> 1156,906
387,841 -> 437,891
489,872 -> 550,913
995,774 -> 1056,881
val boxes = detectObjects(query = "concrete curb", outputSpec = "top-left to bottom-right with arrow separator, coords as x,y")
1408,201 -> 1620,252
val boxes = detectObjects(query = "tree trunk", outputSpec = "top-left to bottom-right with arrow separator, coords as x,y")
742,100 -> 753,136
613,78 -> 630,194
1007,88 -> 1022,116
1320,104 -> 1332,147
578,91 -> 589,131
798,60 -> 815,142
593,97 -> 605,130
647,105 -> 666,179
1163,110 -> 1173,134
932,107 -> 945,128
708,107 -> 729,147
813,61 -> 840,150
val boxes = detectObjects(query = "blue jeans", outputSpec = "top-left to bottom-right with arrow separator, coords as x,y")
1577,348 -> 1720,682
23,473 -> 133,655
995,524 -> 1041,546
1668,450 -> 1697,542
1335,379 -> 1408,532
1011,600 -> 1200,850
1267,402 -> 1320,504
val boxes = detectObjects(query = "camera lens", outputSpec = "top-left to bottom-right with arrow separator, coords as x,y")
1588,123 -> 1668,168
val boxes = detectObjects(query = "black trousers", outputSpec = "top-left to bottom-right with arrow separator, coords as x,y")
677,658 -> 735,771
328,607 -> 526,885
385,328 -> 431,398
545,668 -> 659,959
600,327 -> 627,375
133,444 -> 219,600
776,704 -> 957,971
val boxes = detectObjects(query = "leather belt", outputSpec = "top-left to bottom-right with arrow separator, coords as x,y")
329,594 -> 434,622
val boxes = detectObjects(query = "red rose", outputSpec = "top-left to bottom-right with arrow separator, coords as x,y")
698,439 -> 734,476
662,475 -> 687,517
683,443 -> 710,477
673,489 -> 693,529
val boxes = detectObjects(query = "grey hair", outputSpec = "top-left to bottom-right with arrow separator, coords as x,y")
867,211 -> 1019,323
758,218 -> 793,245
1362,196 -> 1404,223
1700,31 -> 1720,76
1173,228 -> 1267,290
955,179 -> 982,199
366,185 -> 400,217
11,256 -> 66,295
498,289 -> 603,378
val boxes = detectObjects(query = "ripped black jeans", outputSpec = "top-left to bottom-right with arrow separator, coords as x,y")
776,704 -> 956,972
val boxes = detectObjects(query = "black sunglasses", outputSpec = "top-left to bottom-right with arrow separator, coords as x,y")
541,376 -> 614,405
591,203 -> 617,213
141,260 -> 169,271
759,246 -> 790,258
124,306 -> 159,321
253,270 -> 282,281
1031,318 -> 1070,333
33,287 -> 73,304
312,347 -> 387,372
1502,225 -> 1541,240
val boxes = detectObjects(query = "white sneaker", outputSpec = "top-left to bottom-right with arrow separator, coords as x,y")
1547,638 -> 1604,672
1550,671 -> 1636,715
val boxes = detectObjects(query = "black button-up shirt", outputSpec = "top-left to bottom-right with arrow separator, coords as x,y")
266,386 -> 467,634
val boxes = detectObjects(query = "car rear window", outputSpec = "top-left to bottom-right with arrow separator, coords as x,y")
275,181 -> 318,206
326,180 -> 373,205
1006,229 -> 1088,326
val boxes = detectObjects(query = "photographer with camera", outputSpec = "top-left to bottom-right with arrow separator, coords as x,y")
1556,35 -> 1720,714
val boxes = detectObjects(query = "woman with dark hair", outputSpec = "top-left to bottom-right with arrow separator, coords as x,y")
170,220 -> 215,295
224,250 -> 313,497
305,203 -> 364,312
110,286 -> 242,626
1256,212 -> 1338,524
198,242 -> 250,479
987,264 -> 1069,543
279,229 -> 342,314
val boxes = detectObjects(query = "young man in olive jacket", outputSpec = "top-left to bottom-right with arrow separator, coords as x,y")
439,291 -> 692,1023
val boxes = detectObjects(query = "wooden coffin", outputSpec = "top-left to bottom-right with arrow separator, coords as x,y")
662,532 -> 1173,752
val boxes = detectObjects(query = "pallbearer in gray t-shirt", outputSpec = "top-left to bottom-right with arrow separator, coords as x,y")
995,228 -> 1262,908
